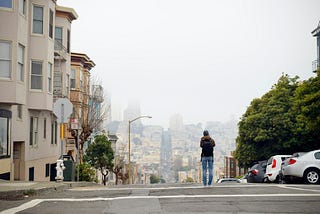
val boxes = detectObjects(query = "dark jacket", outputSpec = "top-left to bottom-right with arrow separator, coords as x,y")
200,136 -> 215,158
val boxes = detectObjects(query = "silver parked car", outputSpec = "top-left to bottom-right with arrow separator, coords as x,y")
281,149 -> 320,184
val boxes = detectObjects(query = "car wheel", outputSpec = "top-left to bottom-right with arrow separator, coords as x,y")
303,168 -> 320,184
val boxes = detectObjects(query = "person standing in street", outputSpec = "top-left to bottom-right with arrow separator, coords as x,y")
200,130 -> 215,186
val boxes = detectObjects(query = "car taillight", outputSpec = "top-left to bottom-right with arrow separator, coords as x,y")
252,169 -> 259,175
272,159 -> 276,168
288,159 -> 296,165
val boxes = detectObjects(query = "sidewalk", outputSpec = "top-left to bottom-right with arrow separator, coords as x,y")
0,180 -> 98,200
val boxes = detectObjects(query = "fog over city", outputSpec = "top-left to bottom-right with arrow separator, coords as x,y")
59,0 -> 320,127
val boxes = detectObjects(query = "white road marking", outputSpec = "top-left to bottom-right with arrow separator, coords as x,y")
278,185 -> 320,192
68,184 -> 270,191
1,193 -> 320,214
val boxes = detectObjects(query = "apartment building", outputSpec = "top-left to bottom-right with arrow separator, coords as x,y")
0,0 -> 77,181
66,52 -> 95,162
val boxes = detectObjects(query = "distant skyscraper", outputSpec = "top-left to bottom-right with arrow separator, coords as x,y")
123,100 -> 141,122
169,114 -> 184,132
160,130 -> 174,183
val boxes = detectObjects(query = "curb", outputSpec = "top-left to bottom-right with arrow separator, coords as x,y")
0,182 -> 99,200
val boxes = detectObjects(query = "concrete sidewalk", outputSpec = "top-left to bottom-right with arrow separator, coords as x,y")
0,180 -> 98,200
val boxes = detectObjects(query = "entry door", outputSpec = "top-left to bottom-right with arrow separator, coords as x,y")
13,142 -> 22,180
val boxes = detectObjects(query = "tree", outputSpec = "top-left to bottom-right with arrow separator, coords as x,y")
71,81 -> 110,164
84,135 -> 114,185
234,74 -> 299,167
292,70 -> 320,149
111,145 -> 129,185
234,73 -> 320,167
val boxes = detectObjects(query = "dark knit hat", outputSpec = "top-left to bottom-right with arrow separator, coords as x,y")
203,130 -> 209,136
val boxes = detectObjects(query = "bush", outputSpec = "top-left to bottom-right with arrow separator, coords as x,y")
76,163 -> 97,182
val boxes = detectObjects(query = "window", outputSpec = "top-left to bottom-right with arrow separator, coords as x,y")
0,114 -> 10,157
0,41 -> 11,79
67,30 -> 70,53
29,117 -> 38,146
49,10 -> 54,38
70,69 -> 76,89
51,120 -> 57,144
47,62 -> 52,93
315,152 -> 320,160
19,0 -> 26,15
66,74 -> 70,97
43,118 -> 46,139
18,44 -> 24,82
51,121 -> 54,144
45,163 -> 50,177
17,105 -> 22,119
54,121 -> 57,144
33,5 -> 43,34
31,61 -> 42,90
80,70 -> 83,89
55,27 -> 62,50
0,0 -> 12,9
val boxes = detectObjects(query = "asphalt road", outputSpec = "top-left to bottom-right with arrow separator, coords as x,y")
1,183 -> 320,214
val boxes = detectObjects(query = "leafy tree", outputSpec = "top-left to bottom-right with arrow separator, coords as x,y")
84,135 -> 114,185
234,74 -> 299,167
235,72 -> 320,167
292,70 -> 320,150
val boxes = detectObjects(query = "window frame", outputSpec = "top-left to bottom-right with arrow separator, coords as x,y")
49,9 -> 54,39
32,5 -> 44,35
0,40 -> 12,79
54,26 -> 63,50
30,60 -> 43,90
29,116 -> 38,146
18,44 -> 24,82
43,118 -> 46,139
47,62 -> 52,93
19,0 -> 26,15
70,68 -> 76,89
0,110 -> 11,158
17,105 -> 22,120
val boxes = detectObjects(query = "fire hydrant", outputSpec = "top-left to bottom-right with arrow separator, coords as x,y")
55,159 -> 65,181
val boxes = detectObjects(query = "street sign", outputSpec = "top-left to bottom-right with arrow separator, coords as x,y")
70,118 -> 78,130
53,98 -> 73,123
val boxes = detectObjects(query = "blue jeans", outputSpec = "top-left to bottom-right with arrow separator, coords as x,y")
202,156 -> 214,186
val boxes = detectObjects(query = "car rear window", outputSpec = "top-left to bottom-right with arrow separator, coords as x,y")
314,152 -> 320,160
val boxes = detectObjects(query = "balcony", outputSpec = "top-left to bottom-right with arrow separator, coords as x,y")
54,40 -> 68,61
312,59 -> 319,73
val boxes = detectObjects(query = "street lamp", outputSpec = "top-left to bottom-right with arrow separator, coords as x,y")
128,115 -> 152,184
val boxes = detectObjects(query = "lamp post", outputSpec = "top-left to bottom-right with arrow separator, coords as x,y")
128,115 -> 152,184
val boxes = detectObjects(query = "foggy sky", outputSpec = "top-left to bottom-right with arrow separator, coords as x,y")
59,0 -> 320,128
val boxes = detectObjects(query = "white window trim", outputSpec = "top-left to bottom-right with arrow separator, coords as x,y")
0,40 -> 12,80
30,60 -> 43,91
18,44 -> 25,82
32,4 -> 44,36
47,62 -> 52,93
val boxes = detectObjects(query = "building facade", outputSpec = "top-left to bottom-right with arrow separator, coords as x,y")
0,0 -> 77,181
312,20 -> 320,73
66,52 -> 95,162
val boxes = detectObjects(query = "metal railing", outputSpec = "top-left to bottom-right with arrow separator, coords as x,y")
54,39 -> 68,60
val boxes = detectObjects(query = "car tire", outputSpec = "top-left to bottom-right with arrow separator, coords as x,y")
303,168 -> 320,184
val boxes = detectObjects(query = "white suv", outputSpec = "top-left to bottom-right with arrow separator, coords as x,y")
265,155 -> 291,183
